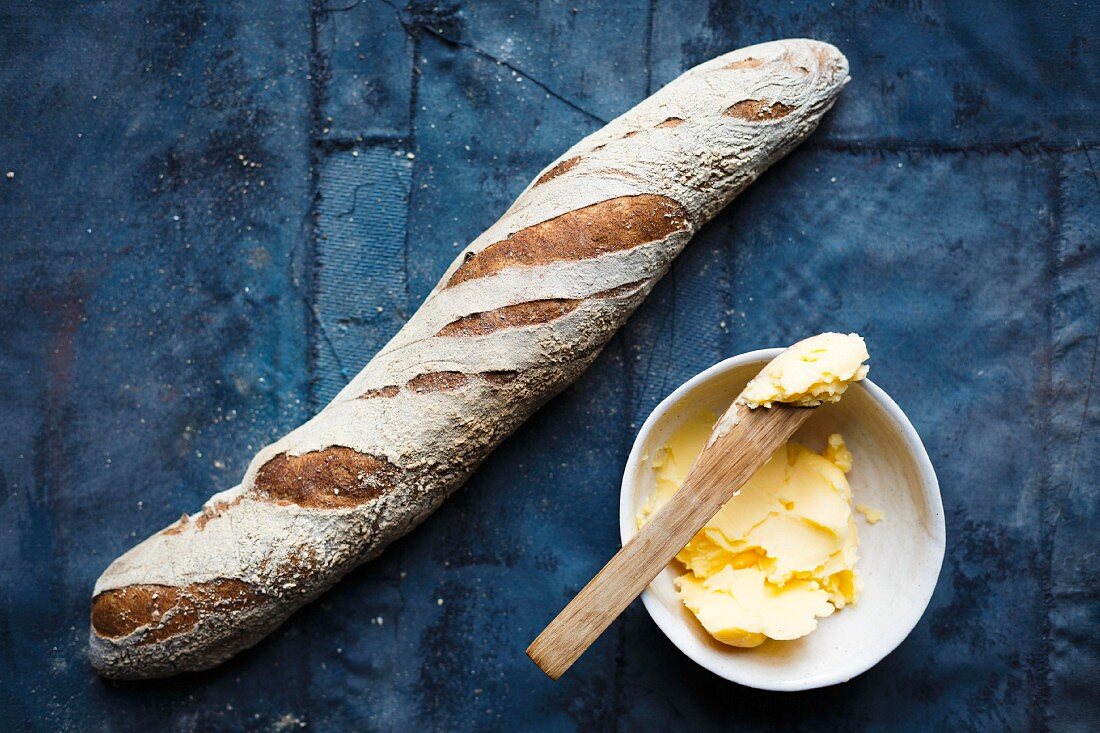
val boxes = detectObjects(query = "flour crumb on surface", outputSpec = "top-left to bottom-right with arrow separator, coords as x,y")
271,713 -> 306,731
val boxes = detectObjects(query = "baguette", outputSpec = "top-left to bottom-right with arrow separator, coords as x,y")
90,39 -> 849,678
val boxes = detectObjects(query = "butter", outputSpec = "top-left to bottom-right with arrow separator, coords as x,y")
856,504 -> 884,524
641,411 -> 863,647
740,332 -> 869,408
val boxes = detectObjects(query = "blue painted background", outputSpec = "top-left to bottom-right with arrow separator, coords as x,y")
1,1 -> 1098,730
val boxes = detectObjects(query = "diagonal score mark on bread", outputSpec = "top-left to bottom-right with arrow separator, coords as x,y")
91,581 -> 272,647
253,446 -> 402,509
358,370 -> 519,401
533,155 -> 582,186
436,280 -> 648,338
445,194 -> 688,287
90,39 -> 850,679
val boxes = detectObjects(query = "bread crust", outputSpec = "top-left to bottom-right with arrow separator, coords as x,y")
90,39 -> 849,678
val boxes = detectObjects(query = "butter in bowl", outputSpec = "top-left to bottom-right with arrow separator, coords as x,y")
620,337 -> 945,690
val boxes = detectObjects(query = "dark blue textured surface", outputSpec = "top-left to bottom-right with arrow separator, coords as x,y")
1,1 -> 1098,730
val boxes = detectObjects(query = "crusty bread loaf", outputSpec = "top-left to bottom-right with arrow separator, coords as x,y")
90,39 -> 849,678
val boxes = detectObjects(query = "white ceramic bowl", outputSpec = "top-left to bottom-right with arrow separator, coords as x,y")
619,349 -> 945,691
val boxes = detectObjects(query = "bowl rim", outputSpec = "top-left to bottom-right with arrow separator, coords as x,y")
618,348 -> 945,691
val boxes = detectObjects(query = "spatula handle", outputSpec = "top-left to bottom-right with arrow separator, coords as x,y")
526,403 -> 813,679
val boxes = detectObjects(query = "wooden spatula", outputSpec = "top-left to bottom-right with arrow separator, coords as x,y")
526,397 -> 816,679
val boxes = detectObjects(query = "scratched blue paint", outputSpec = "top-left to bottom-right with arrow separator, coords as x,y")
313,148 -> 412,404
1048,150 -> 1100,732
318,0 -> 413,142
0,0 -> 1098,731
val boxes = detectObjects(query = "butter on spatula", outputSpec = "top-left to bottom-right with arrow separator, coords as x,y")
526,333 -> 870,679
